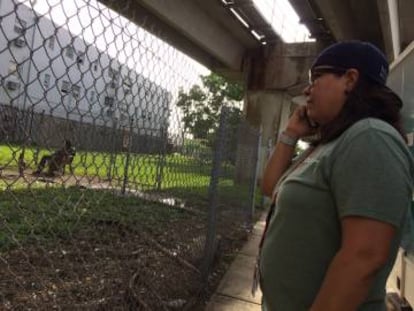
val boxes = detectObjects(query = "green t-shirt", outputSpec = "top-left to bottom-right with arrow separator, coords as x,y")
260,118 -> 414,311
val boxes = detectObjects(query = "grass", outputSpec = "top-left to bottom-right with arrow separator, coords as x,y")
0,144 -> 259,202
0,144 -> 216,189
0,143 -> 262,203
0,143 -> 262,250
0,185 -> 195,251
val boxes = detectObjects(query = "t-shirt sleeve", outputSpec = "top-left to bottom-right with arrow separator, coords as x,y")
330,129 -> 413,227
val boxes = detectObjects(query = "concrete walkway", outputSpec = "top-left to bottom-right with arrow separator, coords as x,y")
205,211 -> 405,311
206,214 -> 266,310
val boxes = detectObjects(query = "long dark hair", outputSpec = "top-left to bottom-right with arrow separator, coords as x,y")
318,77 -> 406,144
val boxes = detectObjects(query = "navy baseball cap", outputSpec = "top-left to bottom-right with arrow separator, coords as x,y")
311,41 -> 389,85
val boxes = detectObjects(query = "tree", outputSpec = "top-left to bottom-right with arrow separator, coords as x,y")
176,73 -> 244,142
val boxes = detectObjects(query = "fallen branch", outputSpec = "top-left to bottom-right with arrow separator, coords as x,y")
144,234 -> 200,275
128,272 -> 152,311
147,282 -> 169,311
129,270 -> 169,311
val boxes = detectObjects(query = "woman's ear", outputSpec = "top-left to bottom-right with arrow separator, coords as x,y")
345,68 -> 360,92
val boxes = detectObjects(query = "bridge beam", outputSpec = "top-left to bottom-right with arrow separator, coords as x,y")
98,0 -> 256,80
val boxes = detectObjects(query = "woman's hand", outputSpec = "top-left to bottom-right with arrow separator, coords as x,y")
285,106 -> 318,139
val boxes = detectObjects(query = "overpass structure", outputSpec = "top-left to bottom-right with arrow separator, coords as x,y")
100,0 -> 414,81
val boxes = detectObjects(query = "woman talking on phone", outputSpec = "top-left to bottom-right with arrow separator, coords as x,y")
259,41 -> 414,311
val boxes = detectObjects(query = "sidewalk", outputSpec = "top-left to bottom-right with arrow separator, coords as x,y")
206,214 -> 266,310
205,213 -> 401,311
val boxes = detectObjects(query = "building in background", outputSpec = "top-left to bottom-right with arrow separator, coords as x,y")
0,0 -> 171,150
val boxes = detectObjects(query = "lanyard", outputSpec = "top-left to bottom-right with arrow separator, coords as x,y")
252,146 -> 317,296
259,146 -> 316,250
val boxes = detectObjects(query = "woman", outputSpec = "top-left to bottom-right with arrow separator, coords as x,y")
259,41 -> 414,311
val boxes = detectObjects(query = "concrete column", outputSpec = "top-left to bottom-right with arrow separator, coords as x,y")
236,42 -> 318,190
243,90 -> 293,181
387,0 -> 401,58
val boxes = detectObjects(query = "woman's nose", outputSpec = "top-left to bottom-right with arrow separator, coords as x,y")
303,84 -> 311,96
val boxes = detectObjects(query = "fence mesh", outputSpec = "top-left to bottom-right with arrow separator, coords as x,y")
0,0 -> 262,309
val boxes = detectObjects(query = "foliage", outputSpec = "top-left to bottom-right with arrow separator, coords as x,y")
176,73 -> 244,143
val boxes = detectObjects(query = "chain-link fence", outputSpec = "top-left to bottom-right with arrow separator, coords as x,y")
0,0 -> 262,309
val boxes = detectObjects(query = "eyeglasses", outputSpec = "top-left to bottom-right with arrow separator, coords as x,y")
308,66 -> 347,85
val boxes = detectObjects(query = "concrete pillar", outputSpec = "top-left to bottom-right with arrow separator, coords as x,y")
387,0 -> 401,59
242,90 -> 293,181
235,42 -> 319,186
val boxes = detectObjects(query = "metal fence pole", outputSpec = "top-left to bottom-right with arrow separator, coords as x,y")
107,118 -> 117,181
121,117 -> 133,195
156,127 -> 167,191
202,105 -> 228,280
246,126 -> 262,229
33,110 -> 45,166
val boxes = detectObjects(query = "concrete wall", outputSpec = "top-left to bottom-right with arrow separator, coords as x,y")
0,104 -> 166,154
242,42 -> 321,182
389,40 -> 414,143
244,91 -> 293,180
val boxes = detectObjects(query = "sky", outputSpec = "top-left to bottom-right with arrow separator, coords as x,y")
253,0 -> 313,43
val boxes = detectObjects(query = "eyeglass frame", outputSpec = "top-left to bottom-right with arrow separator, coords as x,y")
308,65 -> 348,85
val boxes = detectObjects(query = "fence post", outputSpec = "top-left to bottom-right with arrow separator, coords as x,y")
202,106 -> 228,280
33,110 -> 45,166
121,117 -> 133,195
246,126 -> 262,229
156,127 -> 167,191
107,118 -> 117,181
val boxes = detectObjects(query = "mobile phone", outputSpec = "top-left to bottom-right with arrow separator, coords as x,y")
304,109 -> 319,129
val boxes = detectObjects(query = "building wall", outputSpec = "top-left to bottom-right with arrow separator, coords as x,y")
388,40 -> 414,144
0,0 -> 171,150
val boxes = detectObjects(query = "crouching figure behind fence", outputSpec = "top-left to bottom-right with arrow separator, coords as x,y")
34,140 -> 76,176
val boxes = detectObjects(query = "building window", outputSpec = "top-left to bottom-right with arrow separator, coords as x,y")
89,90 -> 95,102
104,96 -> 114,108
101,107 -> 114,118
48,36 -> 55,50
13,37 -> 26,47
61,80 -> 70,93
8,61 -> 18,76
109,80 -> 117,88
14,18 -> 26,34
6,81 -> 20,90
108,68 -> 118,79
65,46 -> 75,59
72,85 -> 81,99
43,74 -> 51,88
76,54 -> 84,65
106,108 -> 114,117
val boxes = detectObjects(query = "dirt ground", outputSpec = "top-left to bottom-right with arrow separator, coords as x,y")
0,169 -> 252,310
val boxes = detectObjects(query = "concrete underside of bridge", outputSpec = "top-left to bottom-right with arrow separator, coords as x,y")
99,0 -> 414,79
99,0 -> 259,81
